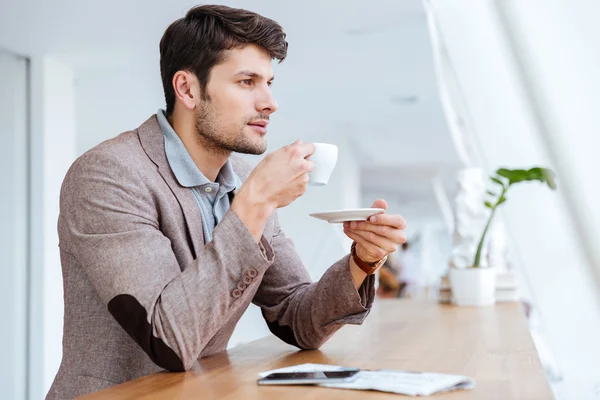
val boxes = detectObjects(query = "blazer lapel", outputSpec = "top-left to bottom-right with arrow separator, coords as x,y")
137,115 -> 205,258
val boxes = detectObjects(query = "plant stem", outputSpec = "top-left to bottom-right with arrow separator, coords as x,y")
473,186 -> 507,268
473,209 -> 496,268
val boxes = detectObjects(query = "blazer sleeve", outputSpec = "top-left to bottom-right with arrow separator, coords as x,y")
252,212 -> 376,350
58,149 -> 274,371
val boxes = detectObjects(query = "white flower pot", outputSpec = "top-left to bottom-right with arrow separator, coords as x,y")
449,267 -> 496,306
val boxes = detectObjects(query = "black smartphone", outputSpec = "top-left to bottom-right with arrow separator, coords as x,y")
257,369 -> 361,385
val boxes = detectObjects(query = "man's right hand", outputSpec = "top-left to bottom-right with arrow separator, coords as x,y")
231,140 -> 316,242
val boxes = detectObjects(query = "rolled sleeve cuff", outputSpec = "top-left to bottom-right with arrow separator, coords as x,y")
258,236 -> 274,261
321,255 -> 376,326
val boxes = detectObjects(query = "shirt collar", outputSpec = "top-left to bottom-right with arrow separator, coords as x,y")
157,109 -> 241,190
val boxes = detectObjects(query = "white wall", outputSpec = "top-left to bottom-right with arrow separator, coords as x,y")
430,0 -> 600,396
0,50 -> 28,400
29,57 -> 77,398
75,63 -> 163,155
498,2 -> 600,397
500,0 -> 600,298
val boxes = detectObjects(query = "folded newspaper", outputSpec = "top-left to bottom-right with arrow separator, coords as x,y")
258,363 -> 475,396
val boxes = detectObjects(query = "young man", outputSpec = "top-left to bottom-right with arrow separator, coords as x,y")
47,5 -> 406,398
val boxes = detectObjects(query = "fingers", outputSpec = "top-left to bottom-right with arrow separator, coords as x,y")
292,169 -> 310,192
292,160 -> 313,183
286,140 -> 316,159
343,229 -> 389,260
299,142 -> 316,158
342,213 -> 407,231
296,171 -> 310,185
302,160 -> 316,173
371,199 -> 388,211
344,221 -> 407,244
367,213 -> 406,229
283,142 -> 315,177
344,226 -> 400,254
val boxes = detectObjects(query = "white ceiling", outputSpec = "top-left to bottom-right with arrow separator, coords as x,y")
0,0 -> 461,219
0,0 -> 426,57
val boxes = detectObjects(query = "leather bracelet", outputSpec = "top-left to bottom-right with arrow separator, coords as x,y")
350,241 -> 388,275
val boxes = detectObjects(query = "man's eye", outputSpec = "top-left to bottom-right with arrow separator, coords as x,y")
240,79 -> 253,86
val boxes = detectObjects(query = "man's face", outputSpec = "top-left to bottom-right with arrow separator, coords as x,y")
195,44 -> 278,155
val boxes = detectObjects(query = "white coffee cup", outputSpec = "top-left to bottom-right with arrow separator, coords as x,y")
307,143 -> 338,186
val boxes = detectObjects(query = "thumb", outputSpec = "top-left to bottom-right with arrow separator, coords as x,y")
371,199 -> 387,211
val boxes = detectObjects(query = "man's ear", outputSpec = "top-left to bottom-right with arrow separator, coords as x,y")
172,71 -> 200,111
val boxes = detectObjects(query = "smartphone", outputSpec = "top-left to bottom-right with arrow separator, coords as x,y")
257,369 -> 361,385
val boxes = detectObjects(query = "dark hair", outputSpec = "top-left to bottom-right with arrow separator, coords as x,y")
159,5 -> 288,115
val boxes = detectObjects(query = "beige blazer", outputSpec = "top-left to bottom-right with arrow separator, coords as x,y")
46,115 -> 375,399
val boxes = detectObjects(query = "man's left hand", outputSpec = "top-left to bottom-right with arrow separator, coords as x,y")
343,199 -> 407,263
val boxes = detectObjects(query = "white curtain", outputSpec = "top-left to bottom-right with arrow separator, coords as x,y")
422,0 -> 483,169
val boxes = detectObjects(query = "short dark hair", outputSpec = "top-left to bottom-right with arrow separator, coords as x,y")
159,5 -> 288,115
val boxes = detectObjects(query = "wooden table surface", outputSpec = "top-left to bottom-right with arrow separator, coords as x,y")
81,299 -> 553,399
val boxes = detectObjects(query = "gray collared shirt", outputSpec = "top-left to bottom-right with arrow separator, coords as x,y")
157,109 -> 242,242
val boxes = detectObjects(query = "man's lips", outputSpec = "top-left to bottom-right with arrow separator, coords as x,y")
248,120 -> 269,134
248,120 -> 268,128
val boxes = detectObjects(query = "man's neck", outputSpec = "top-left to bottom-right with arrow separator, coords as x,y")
168,112 -> 230,182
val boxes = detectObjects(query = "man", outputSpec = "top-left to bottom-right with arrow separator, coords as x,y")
47,5 -> 406,398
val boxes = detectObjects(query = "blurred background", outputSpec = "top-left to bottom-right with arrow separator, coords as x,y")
1,0 -> 600,398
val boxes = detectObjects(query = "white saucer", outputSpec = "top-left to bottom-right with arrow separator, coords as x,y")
309,208 -> 385,223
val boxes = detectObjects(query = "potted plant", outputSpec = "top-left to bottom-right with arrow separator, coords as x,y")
450,167 -> 557,306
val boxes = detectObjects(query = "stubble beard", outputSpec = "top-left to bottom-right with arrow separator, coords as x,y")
194,100 -> 267,156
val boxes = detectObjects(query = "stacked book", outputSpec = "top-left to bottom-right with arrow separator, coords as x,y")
438,270 -> 519,304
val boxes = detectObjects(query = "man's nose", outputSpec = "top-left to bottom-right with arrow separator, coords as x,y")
257,88 -> 278,116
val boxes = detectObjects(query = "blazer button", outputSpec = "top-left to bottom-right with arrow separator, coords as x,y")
247,268 -> 258,278
243,276 -> 253,285
232,289 -> 242,298
237,282 -> 247,291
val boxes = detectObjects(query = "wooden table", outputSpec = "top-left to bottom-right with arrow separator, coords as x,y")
81,300 -> 553,399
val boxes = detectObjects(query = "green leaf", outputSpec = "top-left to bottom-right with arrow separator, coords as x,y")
498,196 -> 507,205
485,201 -> 494,209
540,168 -> 558,189
494,166 -> 557,193
511,170 -> 531,184
486,190 -> 496,197
490,177 -> 504,187
527,167 -> 544,180
505,169 -> 529,184
496,168 -> 515,179
497,167 -> 558,186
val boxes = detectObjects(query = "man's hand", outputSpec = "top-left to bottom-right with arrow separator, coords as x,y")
343,199 -> 407,288
231,140 -> 316,242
